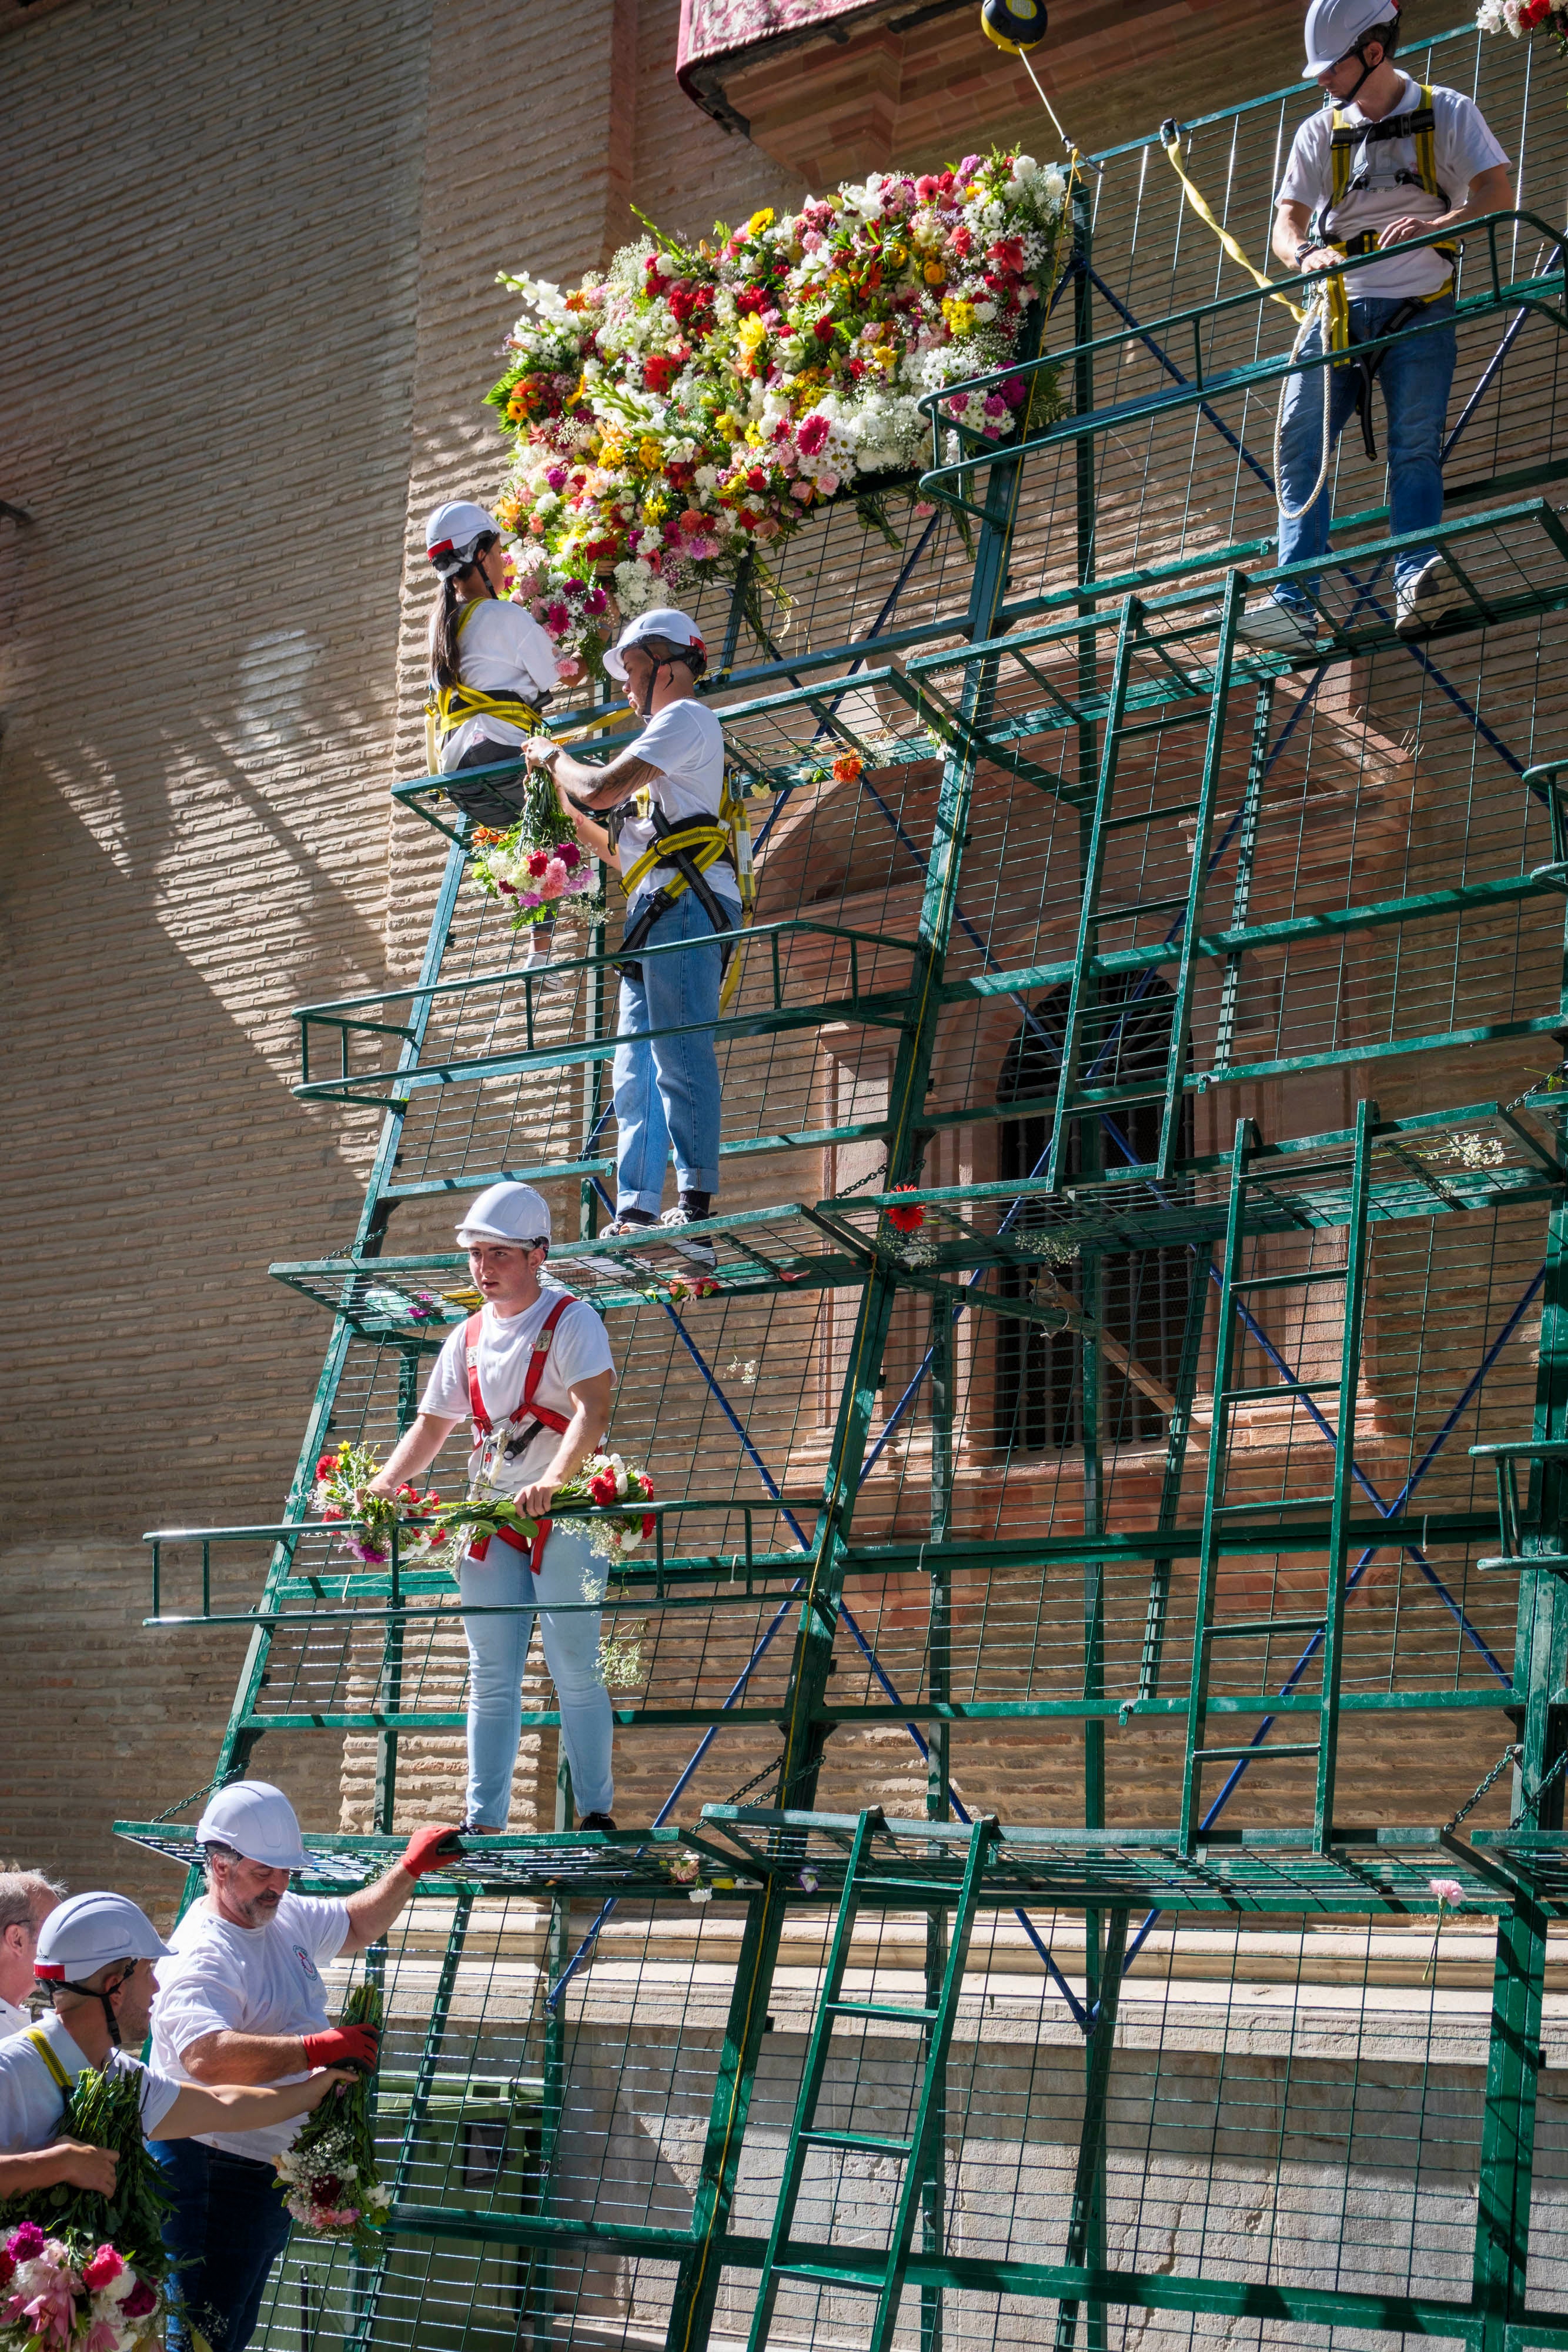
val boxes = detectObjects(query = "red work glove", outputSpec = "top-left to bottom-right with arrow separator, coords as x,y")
400,1825 -> 464,1879
302,2024 -> 380,2072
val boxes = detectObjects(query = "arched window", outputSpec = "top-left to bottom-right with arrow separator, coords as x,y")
994,977 -> 1194,1453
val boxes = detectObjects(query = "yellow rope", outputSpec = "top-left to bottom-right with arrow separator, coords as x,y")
1161,123 -> 1307,326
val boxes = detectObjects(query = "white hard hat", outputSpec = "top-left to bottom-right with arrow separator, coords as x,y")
35,1892 -> 170,1982
1302,0 -> 1398,74
426,500 -> 500,579
603,607 -> 707,683
196,1780 -> 309,1871
456,1181 -> 552,1250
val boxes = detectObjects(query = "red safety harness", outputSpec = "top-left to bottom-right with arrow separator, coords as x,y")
464,1296 -> 573,1572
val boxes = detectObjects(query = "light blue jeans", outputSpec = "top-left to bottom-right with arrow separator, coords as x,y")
613,887 -> 735,1215
460,1522 -> 614,1823
1275,293 -> 1457,605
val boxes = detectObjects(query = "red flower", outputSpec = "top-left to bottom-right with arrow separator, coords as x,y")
747,466 -> 768,490
527,848 -> 550,877
797,413 -> 831,456
813,314 -> 836,343
832,751 -> 862,785
643,352 -> 682,395
886,1184 -> 925,1234
0,2251 -> 15,2290
316,1453 -> 338,1478
951,226 -> 973,258
589,1471 -> 617,1506
122,2280 -> 159,2321
558,841 -> 582,870
641,1514 -> 656,1539
735,285 -> 770,315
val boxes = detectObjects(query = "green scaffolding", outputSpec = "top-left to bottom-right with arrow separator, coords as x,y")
122,21 -> 1568,2352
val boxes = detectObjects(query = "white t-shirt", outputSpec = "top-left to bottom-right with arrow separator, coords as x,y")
0,1995 -> 32,2038
1278,78 -> 1508,297
421,1289 -> 617,1505
618,699 -> 741,913
149,1891 -> 350,2161
435,597 -> 561,773
0,2012 -> 182,2153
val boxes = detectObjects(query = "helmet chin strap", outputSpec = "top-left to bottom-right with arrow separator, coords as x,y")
54,1966 -> 131,2047
1339,31 -> 1388,103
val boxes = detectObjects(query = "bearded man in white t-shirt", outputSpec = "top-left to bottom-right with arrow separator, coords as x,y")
1235,0 -> 1512,653
524,608 -> 737,1271
367,1182 -> 620,1831
149,1782 -> 459,2352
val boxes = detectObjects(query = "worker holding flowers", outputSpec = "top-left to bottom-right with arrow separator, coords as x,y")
365,1182 -> 620,1832
425,499 -> 576,984
526,607 -> 735,1272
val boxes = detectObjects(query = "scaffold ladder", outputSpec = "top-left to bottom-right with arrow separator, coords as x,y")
744,1809 -> 998,2352
1179,1100 -> 1378,1852
1043,570 -> 1247,1190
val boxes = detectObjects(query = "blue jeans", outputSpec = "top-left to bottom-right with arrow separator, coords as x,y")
613,888 -> 733,1214
1275,293 -> 1456,605
153,2137 -> 292,2352
460,1521 -> 614,1823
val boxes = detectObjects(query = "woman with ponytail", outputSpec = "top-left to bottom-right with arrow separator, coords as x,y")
424,500 -> 572,979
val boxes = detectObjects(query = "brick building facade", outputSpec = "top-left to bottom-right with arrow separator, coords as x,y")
0,0 -> 1477,1907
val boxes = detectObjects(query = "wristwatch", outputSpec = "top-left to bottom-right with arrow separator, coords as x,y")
1294,238 -> 1317,266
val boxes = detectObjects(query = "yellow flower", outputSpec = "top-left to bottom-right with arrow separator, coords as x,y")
942,297 -> 976,336
747,207 -> 775,236
716,410 -> 741,437
637,435 -> 663,470
644,494 -> 668,520
600,433 -> 628,466
737,314 -> 768,350
825,271 -> 848,293
884,243 -> 907,268
745,422 -> 766,446
924,260 -> 947,286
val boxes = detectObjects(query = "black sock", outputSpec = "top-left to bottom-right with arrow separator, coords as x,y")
616,1207 -> 657,1227
679,1190 -> 711,1220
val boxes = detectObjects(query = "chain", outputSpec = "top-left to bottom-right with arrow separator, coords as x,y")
723,1753 -> 785,1808
1444,1743 -> 1521,1835
1512,1744 -> 1568,1830
150,1765 -> 243,1826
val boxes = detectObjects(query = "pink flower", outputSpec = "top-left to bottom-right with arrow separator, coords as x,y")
541,858 -> 570,896
584,587 -> 607,615
913,500 -> 936,518
86,2321 -> 122,2352
545,466 -> 568,492
687,536 -> 720,560
544,601 -> 570,633
983,392 -> 1008,416
915,175 -> 940,201
790,480 -> 813,502
557,840 -> 582,871
814,476 -> 838,500
81,2250 -> 124,2293
796,413 -> 831,456
19,2275 -> 77,2344
121,2280 -> 158,2321
312,2207 -> 362,2230
6,2230 -> 46,2264
1429,1877 -> 1466,1906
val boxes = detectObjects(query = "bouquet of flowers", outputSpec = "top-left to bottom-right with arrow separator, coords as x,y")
312,1442 -> 443,1568
433,1451 -> 656,1565
274,1984 -> 391,2259
466,772 -> 604,934
484,150 -> 1070,676
556,1453 -> 657,1560
0,2068 -> 172,2352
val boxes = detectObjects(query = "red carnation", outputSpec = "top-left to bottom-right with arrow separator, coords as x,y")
527,848 -> 550,877
641,1514 -> 656,1539
558,840 -> 582,870
589,1472 -> 617,1506
316,1453 -> 337,1478
886,1184 -> 925,1234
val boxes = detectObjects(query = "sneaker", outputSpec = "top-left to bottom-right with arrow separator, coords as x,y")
1395,557 -> 1465,640
657,1205 -> 718,1268
577,1812 -> 617,1833
521,941 -> 569,994
1233,599 -> 1321,653
597,1215 -> 659,1264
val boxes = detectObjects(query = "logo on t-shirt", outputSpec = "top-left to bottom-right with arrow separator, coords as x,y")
295,1945 -> 319,1986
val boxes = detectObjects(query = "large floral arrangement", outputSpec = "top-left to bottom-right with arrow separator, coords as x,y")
1477,0 -> 1566,36
467,774 -> 604,933
0,2070 -> 172,2352
485,151 -> 1070,674
275,1986 -> 390,2259
312,1443 -> 443,1569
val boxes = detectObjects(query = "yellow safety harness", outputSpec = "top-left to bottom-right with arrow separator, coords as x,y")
1316,83 -> 1457,356
423,598 -> 544,769
25,2025 -> 73,2096
614,777 -> 758,1010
